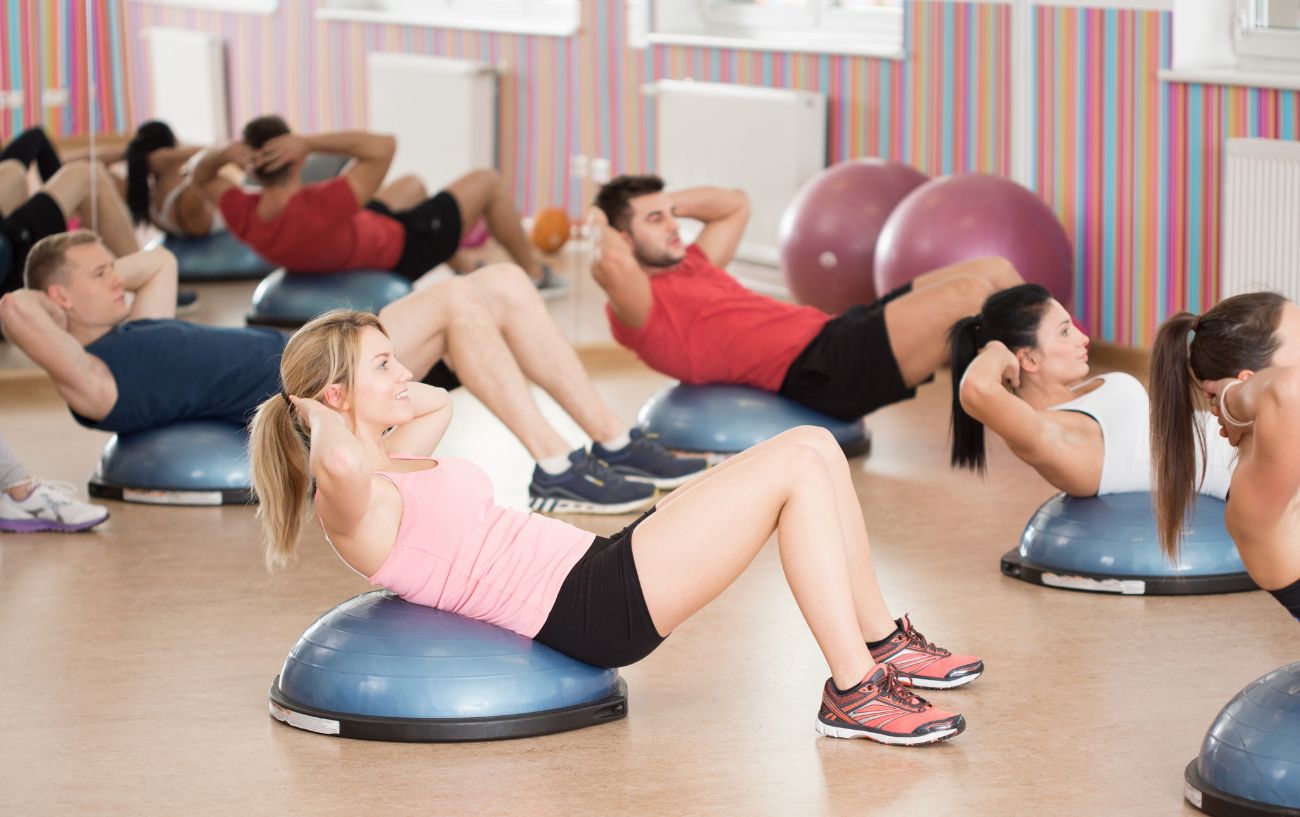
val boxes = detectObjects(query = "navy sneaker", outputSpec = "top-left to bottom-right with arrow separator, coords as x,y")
592,429 -> 708,490
529,449 -> 656,514
176,289 -> 200,316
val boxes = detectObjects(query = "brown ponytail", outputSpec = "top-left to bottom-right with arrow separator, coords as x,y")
1150,293 -> 1287,558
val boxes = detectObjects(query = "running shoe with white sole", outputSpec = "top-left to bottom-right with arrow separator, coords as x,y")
816,664 -> 966,746
528,450 -> 657,515
869,614 -> 984,689
591,429 -> 708,490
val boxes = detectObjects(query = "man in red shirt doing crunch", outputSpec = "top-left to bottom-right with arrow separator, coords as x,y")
591,175 -> 1024,420
192,115 -> 563,293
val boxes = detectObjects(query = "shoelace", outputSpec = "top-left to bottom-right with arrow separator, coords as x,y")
578,452 -> 627,485
903,622 -> 950,656
880,665 -> 927,708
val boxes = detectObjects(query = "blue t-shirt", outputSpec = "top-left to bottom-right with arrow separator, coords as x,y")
74,319 -> 287,433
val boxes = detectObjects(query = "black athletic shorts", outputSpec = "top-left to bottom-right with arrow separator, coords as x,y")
778,282 -> 920,420
419,359 -> 462,391
365,191 -> 463,281
1,192 -> 66,295
534,507 -> 665,668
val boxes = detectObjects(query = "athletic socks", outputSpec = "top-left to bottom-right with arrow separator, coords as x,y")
539,433 -> 631,475
1269,576 -> 1300,622
866,622 -> 904,651
537,454 -> 574,475
599,432 -> 631,452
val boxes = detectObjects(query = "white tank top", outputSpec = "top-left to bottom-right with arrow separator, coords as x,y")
1049,371 -> 1236,497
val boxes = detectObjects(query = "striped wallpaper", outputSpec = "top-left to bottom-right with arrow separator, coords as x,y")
8,0 -> 1299,344
0,0 -> 131,140
1033,5 -> 1300,345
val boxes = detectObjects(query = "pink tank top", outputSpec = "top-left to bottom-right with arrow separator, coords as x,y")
366,457 -> 596,637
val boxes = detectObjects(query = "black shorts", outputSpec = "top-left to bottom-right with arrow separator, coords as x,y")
778,282 -> 919,420
365,191 -> 463,281
1,192 -> 66,295
418,359 -> 462,391
534,508 -> 665,668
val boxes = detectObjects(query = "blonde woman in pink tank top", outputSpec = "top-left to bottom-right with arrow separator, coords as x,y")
248,310 -> 985,747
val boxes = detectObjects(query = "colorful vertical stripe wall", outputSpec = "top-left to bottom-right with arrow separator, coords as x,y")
1033,5 -> 1300,345
10,1 -> 1300,344
0,0 -> 131,140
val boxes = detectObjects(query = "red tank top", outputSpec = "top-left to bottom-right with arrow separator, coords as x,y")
607,245 -> 830,391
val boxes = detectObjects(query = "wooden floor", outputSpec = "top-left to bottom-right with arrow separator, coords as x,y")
1,273 -> 1295,817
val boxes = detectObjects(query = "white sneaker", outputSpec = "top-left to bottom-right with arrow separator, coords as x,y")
0,479 -> 109,533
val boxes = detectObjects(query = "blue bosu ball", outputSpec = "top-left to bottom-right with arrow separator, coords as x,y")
88,420 -> 252,506
636,384 -> 870,457
1186,662 -> 1300,816
269,591 -> 629,742
163,231 -> 275,282
1001,492 -> 1255,596
246,269 -> 412,328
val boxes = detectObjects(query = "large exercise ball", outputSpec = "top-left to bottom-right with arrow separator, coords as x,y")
779,159 -> 928,314
874,173 -> 1074,307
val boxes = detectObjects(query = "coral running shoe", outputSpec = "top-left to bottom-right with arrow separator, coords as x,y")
816,664 -> 966,746
869,615 -> 984,689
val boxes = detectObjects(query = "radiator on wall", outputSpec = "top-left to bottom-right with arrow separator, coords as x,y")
649,79 -> 826,286
367,53 -> 497,191
1222,138 -> 1300,300
143,28 -> 229,144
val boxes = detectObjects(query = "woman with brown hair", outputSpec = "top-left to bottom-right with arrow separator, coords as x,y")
1149,292 -> 1300,621
247,309 -> 985,746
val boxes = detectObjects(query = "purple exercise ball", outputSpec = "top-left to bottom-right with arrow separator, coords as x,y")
779,158 -> 929,314
874,173 -> 1074,308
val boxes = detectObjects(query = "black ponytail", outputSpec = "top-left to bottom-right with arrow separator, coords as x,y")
947,283 -> 1054,474
124,120 -> 177,226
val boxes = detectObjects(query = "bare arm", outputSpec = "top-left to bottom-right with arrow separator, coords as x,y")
119,247 -> 179,321
0,290 -> 117,419
959,342 -> 1067,469
148,146 -> 204,176
191,142 -> 253,205
291,396 -> 373,537
382,384 -> 454,457
1207,368 -> 1300,518
667,186 -> 750,268
258,131 -> 395,207
588,208 -> 652,327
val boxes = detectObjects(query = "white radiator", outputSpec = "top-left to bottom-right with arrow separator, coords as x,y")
649,79 -> 826,287
367,53 -> 496,190
142,28 -> 229,144
1222,137 -> 1300,300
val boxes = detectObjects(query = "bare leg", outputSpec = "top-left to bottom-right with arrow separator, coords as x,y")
884,258 -> 1024,388
633,427 -> 890,689
379,276 -> 574,460
373,174 -> 427,211
462,263 -> 625,441
655,426 -> 895,639
0,160 -> 28,217
39,161 -> 138,256
444,169 -> 542,279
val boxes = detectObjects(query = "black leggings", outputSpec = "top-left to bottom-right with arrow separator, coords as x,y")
534,508 -> 666,668
1,127 -> 61,181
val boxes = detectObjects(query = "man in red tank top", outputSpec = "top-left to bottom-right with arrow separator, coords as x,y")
190,116 -> 564,294
592,175 -> 1024,420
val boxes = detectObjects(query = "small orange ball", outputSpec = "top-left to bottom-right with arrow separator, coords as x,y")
531,207 -> 571,254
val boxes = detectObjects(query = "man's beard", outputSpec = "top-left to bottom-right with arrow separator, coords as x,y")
634,242 -> 685,269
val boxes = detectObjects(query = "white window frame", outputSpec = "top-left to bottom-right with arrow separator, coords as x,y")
1235,0 -> 1300,66
650,0 -> 905,60
316,0 -> 579,38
